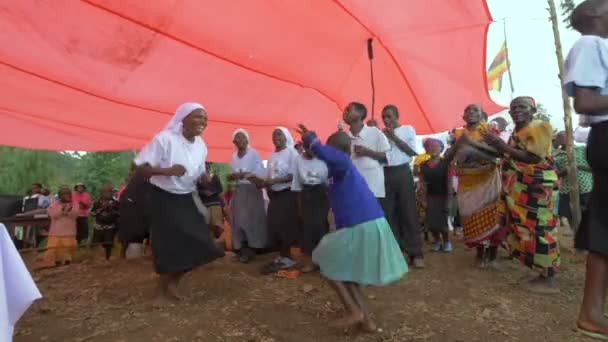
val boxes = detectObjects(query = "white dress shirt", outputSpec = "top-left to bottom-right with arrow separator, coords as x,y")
385,125 -> 416,166
347,125 -> 391,198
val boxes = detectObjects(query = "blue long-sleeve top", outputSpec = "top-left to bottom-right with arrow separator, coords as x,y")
304,133 -> 384,229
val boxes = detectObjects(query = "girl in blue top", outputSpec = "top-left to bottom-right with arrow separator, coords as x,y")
296,125 -> 408,332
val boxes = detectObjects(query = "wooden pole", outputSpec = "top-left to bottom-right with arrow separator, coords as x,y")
547,0 -> 581,231
503,19 -> 515,96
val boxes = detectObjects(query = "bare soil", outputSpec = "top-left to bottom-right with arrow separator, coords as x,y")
15,231 -> 592,342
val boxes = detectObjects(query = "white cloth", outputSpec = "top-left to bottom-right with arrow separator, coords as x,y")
230,148 -> 266,184
291,155 -> 329,191
574,126 -> 590,144
0,224 -> 42,341
232,128 -> 250,142
164,102 -> 206,134
276,126 -> 295,148
347,125 -> 390,198
267,148 -> 297,192
135,102 -> 207,194
564,35 -> 608,126
385,125 -> 416,166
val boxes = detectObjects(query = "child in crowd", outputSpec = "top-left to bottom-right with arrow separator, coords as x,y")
297,125 -> 407,332
198,162 -> 225,239
419,138 -> 453,252
92,185 -> 120,261
292,144 -> 330,273
37,186 -> 79,268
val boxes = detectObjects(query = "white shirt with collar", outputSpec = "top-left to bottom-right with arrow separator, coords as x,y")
347,125 -> 391,198
385,125 -> 416,166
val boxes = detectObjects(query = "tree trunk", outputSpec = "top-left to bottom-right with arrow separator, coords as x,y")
548,0 -> 581,231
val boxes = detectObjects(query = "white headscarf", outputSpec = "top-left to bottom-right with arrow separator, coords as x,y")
276,126 -> 295,149
164,102 -> 205,134
232,128 -> 250,143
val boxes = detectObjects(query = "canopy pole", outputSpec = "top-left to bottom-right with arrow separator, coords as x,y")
547,0 -> 581,231
367,38 -> 376,123
503,19 -> 515,98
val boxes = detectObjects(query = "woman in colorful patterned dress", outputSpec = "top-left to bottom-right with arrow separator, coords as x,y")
449,104 -> 503,267
483,96 -> 560,294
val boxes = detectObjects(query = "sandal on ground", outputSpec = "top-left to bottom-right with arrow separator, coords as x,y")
577,323 -> 608,340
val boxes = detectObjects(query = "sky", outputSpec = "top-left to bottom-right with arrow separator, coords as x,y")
486,0 -> 584,130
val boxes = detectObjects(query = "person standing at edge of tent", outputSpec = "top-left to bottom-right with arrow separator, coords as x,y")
563,0 -> 608,338
227,128 -> 268,263
72,183 -> 92,244
381,105 -> 425,268
250,127 -> 299,274
134,102 -> 224,306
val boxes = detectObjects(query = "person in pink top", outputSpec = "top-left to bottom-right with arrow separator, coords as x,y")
72,183 -> 92,243
36,186 -> 79,269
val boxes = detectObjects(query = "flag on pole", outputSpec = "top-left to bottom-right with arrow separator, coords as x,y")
487,42 -> 508,91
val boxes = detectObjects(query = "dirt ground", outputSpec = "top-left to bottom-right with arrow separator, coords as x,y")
15,230 -> 593,342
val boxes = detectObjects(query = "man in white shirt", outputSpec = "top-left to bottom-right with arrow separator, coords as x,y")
381,105 -> 425,268
343,102 -> 390,200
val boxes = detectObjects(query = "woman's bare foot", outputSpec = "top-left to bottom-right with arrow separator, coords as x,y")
167,282 -> 184,301
152,292 -> 176,308
330,312 -> 365,328
359,318 -> 378,333
577,319 -> 608,340
522,276 -> 559,294
486,260 -> 504,271
474,257 -> 487,269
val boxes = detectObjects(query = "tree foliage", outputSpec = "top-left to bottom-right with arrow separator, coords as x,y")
560,0 -> 576,28
534,102 -> 552,122
0,148 -> 133,197
0,147 -> 232,197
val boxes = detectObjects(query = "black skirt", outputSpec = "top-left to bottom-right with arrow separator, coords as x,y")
149,185 -> 224,274
118,177 -> 152,244
575,120 -> 608,255
299,185 -> 330,255
267,189 -> 300,249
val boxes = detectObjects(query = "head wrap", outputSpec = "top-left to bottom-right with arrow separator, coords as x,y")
276,126 -> 295,149
512,96 -> 537,111
232,128 -> 250,142
422,137 -> 445,152
164,102 -> 205,134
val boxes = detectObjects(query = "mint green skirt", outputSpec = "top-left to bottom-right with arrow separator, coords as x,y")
312,217 -> 408,286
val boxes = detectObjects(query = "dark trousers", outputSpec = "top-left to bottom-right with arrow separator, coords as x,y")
382,164 -> 423,257
76,216 -> 89,243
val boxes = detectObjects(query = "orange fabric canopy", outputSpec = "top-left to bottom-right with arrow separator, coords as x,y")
0,0 -> 502,162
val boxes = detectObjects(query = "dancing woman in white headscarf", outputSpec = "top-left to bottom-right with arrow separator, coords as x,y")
251,127 -> 300,274
227,128 -> 269,263
135,102 -> 224,306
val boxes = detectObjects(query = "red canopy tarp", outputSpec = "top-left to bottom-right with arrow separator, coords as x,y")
0,0 -> 502,162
